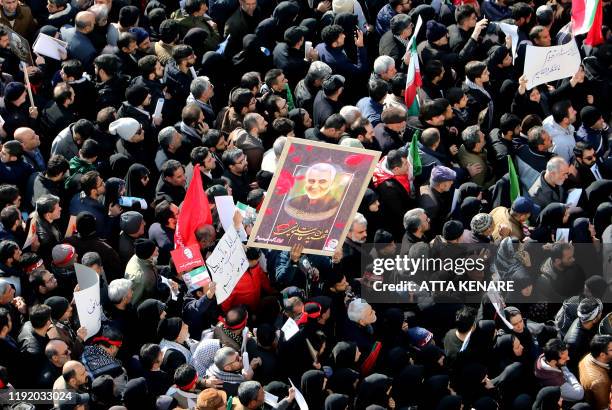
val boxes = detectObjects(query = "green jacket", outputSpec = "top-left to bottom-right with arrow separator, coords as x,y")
171,11 -> 221,52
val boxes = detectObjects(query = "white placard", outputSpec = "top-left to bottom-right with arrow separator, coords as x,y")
154,98 -> 164,117
289,378 -> 309,410
214,195 -> 247,241
281,318 -> 299,341
523,40 -> 581,89
242,351 -> 250,372
205,229 -> 248,303
264,391 -> 279,407
32,32 -> 67,61
566,188 -> 582,207
160,275 -> 178,300
0,114 -> 5,127
498,22 -> 519,62
556,228 -> 570,243
487,287 -> 513,330
304,41 -> 312,60
189,66 -> 197,79
74,264 -> 101,340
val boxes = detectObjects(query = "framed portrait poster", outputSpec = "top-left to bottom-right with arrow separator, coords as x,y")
247,137 -> 381,256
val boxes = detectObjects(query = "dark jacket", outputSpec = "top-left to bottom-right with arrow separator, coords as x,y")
272,42 -> 309,89
95,75 -> 129,111
373,123 -> 405,156
223,7 -> 263,58
65,234 -> 123,282
312,91 -> 342,129
155,178 -> 186,205
564,319 -> 597,374
528,172 -> 567,209
315,42 -> 368,78
378,31 -> 407,71
40,102 -> 76,141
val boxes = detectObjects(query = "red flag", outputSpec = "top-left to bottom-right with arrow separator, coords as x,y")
174,164 -> 212,248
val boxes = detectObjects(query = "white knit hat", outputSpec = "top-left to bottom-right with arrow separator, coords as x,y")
109,118 -> 141,141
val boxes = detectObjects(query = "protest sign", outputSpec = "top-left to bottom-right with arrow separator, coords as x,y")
33,32 -> 67,61
248,137 -> 380,256
0,24 -> 32,65
498,22 -> 519,62
74,264 -> 101,340
523,40 -> 581,89
182,265 -> 212,293
170,244 -> 204,273
214,195 -> 248,241
205,228 -> 248,303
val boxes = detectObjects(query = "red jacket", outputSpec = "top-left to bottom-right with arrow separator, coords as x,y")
220,264 -> 275,312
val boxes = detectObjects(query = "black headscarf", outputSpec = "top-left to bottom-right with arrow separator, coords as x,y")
200,51 -> 230,108
569,217 -> 592,243
327,367 -> 359,396
458,182 -> 483,202
332,341 -> 358,369
392,365 -> 425,408
458,197 -> 483,228
384,346 -> 411,377
333,13 -> 358,61
436,395 -> 464,410
355,373 -> 392,410
183,28 -> 209,66
473,396 -> 500,410
104,177 -> 125,209
594,202 -> 612,239
123,377 -> 153,409
585,180 -> 612,216
288,108 -> 310,138
125,163 -> 152,201
136,299 -> 166,344
424,375 -> 451,408
531,203 -> 567,242
301,370 -> 327,410
532,386 -> 561,410
324,393 -> 350,410
110,153 -> 131,178
232,34 -> 273,78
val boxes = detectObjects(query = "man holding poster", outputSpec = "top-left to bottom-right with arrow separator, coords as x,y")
248,138 -> 380,256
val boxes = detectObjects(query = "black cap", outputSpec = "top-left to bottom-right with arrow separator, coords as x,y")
323,74 -> 345,94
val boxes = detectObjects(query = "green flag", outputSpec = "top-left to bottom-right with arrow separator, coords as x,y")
507,155 -> 520,202
409,130 -> 422,176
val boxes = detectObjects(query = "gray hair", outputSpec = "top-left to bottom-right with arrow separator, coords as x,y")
36,194 -> 60,216
461,125 -> 481,150
45,339 -> 67,360
546,156 -> 567,172
238,381 -> 262,406
307,61 -> 333,81
403,208 -> 425,231
347,298 -> 371,322
0,279 -> 10,296
87,5 -> 108,24
108,279 -> 132,304
158,126 -> 178,147
373,55 -> 395,75
340,106 -> 361,124
273,136 -> 287,158
351,212 -> 367,229
213,346 -> 239,368
81,251 -> 101,267
190,76 -> 212,99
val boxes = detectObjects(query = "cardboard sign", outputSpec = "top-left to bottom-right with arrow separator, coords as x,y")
74,264 -> 101,340
205,229 -> 248,303
171,244 -> 204,273
523,40 -> 581,89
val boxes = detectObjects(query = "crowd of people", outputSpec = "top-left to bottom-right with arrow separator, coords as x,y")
0,0 -> 610,407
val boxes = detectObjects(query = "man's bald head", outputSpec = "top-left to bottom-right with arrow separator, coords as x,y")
62,360 -> 88,387
75,11 -> 95,32
195,224 -> 216,249
45,340 -> 69,366
14,127 -> 39,151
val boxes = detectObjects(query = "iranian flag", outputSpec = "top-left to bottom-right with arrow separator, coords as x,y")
404,40 -> 421,116
572,0 -> 604,46
405,16 -> 423,116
